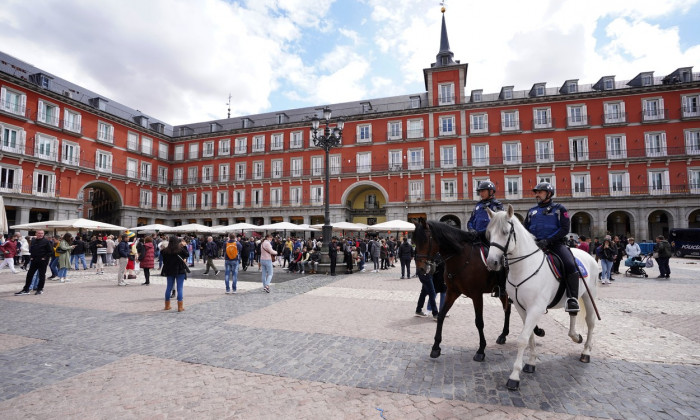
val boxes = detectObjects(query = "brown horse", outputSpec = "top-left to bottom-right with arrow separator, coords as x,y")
413,219 -> 542,361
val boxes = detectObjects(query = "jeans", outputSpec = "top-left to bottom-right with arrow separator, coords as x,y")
427,292 -> 446,313
600,259 -> 613,281
49,256 -> 59,277
358,254 -> 365,271
165,274 -> 185,302
416,273 -> 438,316
73,254 -> 88,270
261,259 -> 273,288
400,258 -> 411,277
58,267 -> 68,278
225,259 -> 239,291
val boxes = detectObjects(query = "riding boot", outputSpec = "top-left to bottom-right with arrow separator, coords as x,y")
491,270 -> 507,298
565,272 -> 580,314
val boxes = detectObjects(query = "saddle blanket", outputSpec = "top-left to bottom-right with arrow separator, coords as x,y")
548,255 -> 589,279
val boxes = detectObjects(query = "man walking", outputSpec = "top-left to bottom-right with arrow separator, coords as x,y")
224,234 -> 240,293
116,234 -> 130,286
202,236 -> 220,275
653,235 -> 672,279
398,237 -> 413,279
328,237 -> 338,276
15,230 -> 54,295
0,234 -> 20,274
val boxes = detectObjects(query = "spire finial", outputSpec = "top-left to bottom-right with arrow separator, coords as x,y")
440,1 -> 446,13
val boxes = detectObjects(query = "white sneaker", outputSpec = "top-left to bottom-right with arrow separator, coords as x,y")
59,278 -> 65,283
361,269 -> 366,272
371,270 -> 377,273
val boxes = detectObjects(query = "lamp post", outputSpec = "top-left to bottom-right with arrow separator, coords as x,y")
310,107 -> 345,259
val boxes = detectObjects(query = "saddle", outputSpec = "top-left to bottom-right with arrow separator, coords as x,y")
544,252 -> 589,309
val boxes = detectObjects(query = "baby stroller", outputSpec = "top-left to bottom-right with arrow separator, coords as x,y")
624,255 -> 651,278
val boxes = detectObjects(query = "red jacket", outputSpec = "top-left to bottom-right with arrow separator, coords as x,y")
1,240 -> 18,259
140,242 -> 155,269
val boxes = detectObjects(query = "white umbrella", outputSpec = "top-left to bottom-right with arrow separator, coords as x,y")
309,221 -> 367,231
11,218 -> 126,231
159,223 -> 215,234
0,196 -> 8,234
259,221 -> 306,231
367,219 -> 416,232
129,223 -> 171,233
211,223 -> 259,234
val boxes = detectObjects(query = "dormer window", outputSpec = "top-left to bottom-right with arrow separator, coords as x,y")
135,116 -> 148,128
361,102 -> 372,113
641,74 -> 653,86
90,97 -> 108,111
277,113 -> 288,124
150,122 -> 164,134
441,56 -> 449,66
536,86 -> 545,96
604,78 -> 614,90
31,73 -> 52,89
568,81 -> 578,93
500,87 -> 513,100
242,118 -> 253,129
471,90 -> 482,103
210,122 -> 222,133
410,96 -> 421,109
530,84 -> 545,97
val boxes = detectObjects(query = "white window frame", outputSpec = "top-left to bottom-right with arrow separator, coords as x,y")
271,159 -> 283,179
441,179 -> 457,201
571,173 -> 591,198
606,134 -> 627,159
37,99 -> 60,127
609,172 -> 630,197
234,190 -> 245,208
291,157 -> 303,177
1,123 -> 26,154
407,119 -> 424,139
389,150 -> 402,171
253,161 -> 264,180
407,148 -> 424,170
682,94 -> 700,118
1,86 -> 27,116
688,168 -> 700,194
35,134 -> 57,161
95,150 -> 112,173
187,167 -> 198,184
289,186 -> 302,206
535,139 -> 554,163
439,115 -> 456,136
174,145 -> 184,161
202,165 -> 213,183
648,170 -> 670,195
235,162 -> 246,181
357,124 -> 372,143
157,192 -> 168,210
218,163 -> 229,182
311,185 -> 323,206
140,162 -> 152,182
201,192 -> 212,210
566,104 -> 588,127
63,109 -> 82,133
311,156 -> 323,176
173,168 -> 183,186
33,170 -> 55,197
251,189 -> 263,208
158,142 -> 168,159
188,143 -> 199,159
501,110 -> 520,131
171,194 -> 182,211
330,155 -> 341,175
569,137 -> 589,162
357,152 -> 372,173
470,113 -> 488,134
504,176 -> 522,200
502,141 -> 521,165
440,145 -> 457,168
533,108 -> 551,129
685,129 -> 700,155
217,191 -> 228,209
157,166 -> 168,184
218,138 -> 231,156
126,158 -> 138,179
645,132 -> 667,157
387,121 -> 402,141
472,144 -> 489,166
202,141 -> 214,157
141,137 -> 153,155
408,180 -> 423,202
235,137 -> 247,154
252,135 -> 265,152
438,83 -> 455,105
603,101 -> 626,124
97,121 -> 114,143
61,140 -> 80,166
139,189 -> 152,209
127,132 -> 139,151
271,133 -> 283,150
642,97 -> 665,121
186,193 -> 197,210
0,164 -> 22,193
290,131 -> 303,149
270,187 -> 282,207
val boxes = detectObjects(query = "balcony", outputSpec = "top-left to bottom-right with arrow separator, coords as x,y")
62,119 -> 82,135
681,106 -> 700,120
469,123 -> 489,135
406,128 -> 424,140
532,117 -> 554,131
96,130 -> 114,145
566,115 -> 590,128
500,120 -> 520,133
356,134 -> 372,143
641,109 -> 668,123
602,112 -> 628,126
0,99 -> 30,120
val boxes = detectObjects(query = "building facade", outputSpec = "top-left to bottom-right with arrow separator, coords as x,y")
2,14 -> 699,241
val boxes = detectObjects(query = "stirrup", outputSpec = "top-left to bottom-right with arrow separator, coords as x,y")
491,285 -> 504,298
565,297 -> 580,313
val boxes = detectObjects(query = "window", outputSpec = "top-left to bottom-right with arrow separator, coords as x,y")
1,124 -> 25,154
187,167 -> 198,184
141,137 -> 153,155
502,142 -> 521,164
609,172 -> 629,196
33,171 -> 55,197
187,193 -> 197,210
357,124 -> 372,143
567,81 -> 578,93
603,101 -> 626,124
140,189 -> 152,208
357,152 -> 371,173
173,168 -> 183,185
689,169 -> 700,194
472,177 -> 489,200
37,100 -> 60,127
217,191 -> 228,209
171,194 -> 182,211
440,146 -> 456,168
140,162 -> 151,182
218,164 -> 229,182
503,87 -> 513,100
126,159 -> 138,178
290,131 -> 303,148
291,158 -> 302,177
63,109 -> 81,133
410,96 -> 421,108
201,192 -> 212,210
409,180 -> 423,202
439,115 -> 455,136
311,156 -> 323,176
535,85 -> 545,96
158,166 -> 168,184
388,150 -> 402,171
505,176 -> 522,199
685,130 -> 700,155
470,113 -> 488,134
642,98 -> 665,121
270,188 -> 281,207
330,155 -> 341,175
271,160 -> 283,179
407,119 -> 423,139
127,132 -> 139,150
253,161 -> 264,180
289,186 -> 302,206
606,135 -> 627,159
95,150 -> 112,173
202,141 -> 214,157
645,132 -> 667,157
188,143 -> 199,159
438,83 -> 454,105
202,165 -> 213,183
569,137 -> 589,161
682,94 -> 700,118
174,145 -> 184,160
235,162 -> 246,181
648,170 -> 670,195
537,174 -> 556,191
0,165 -> 22,192
501,110 -> 519,131
441,179 -> 457,201
572,173 -> 590,197
1,86 -> 27,116
235,137 -> 247,154
533,108 -> 551,129
472,144 -> 489,166
408,148 -> 424,170
234,190 -> 245,208
34,134 -> 57,161
311,186 -> 323,205
604,78 -> 614,90
566,105 -> 587,127
97,121 -> 114,143
388,121 -> 402,140
157,193 -> 168,210
252,135 -> 265,152
271,133 -> 283,150
218,139 -> 230,156
641,74 -> 653,86
158,142 -> 168,159
535,139 -> 553,163
61,140 -> 80,165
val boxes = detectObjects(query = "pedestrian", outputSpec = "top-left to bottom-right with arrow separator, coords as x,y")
307,248 -> 320,274
94,236 -> 107,275
299,246 -> 310,274
625,237 -> 642,260
105,235 -> 116,266
72,235 -> 88,270
48,235 -> 60,279
358,239 -> 367,272
202,236 -> 220,275
161,235 -> 190,312
415,270 -> 439,320
328,237 -> 338,276
55,233 -> 73,283
19,235 -> 30,270
653,235 -> 672,279
15,230 -> 54,295
260,233 -> 277,293
240,237 -> 250,270
116,233 -> 130,286
611,235 -> 624,275
398,236 -> 413,279
140,236 -> 155,285
369,237 -> 380,272
126,235 -> 140,280
224,234 -> 241,294
387,236 -> 396,268
0,235 -> 19,273
344,239 -> 354,274
598,238 -> 615,285
577,235 -> 589,253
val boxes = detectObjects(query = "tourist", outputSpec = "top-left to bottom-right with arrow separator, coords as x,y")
56,233 -> 73,283
71,235 -> 88,270
398,236 -> 413,279
94,236 -> 107,275
161,235 -> 189,311
260,233 -> 277,292
19,235 -> 30,270
598,238 -> 615,285
224,234 -> 241,294
15,230 -> 54,295
202,236 -> 220,275
140,236 -> 155,285
105,235 -> 116,266
116,234 -> 130,286
0,235 -> 19,274
653,235 -> 672,279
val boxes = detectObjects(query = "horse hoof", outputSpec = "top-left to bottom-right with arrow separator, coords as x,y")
580,354 -> 590,363
430,348 -> 441,359
523,364 -> 536,373
506,379 -> 520,391
576,334 -> 583,344
534,326 -> 545,337
496,336 -> 506,345
473,353 -> 485,362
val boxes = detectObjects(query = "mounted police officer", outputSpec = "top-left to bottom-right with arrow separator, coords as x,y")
524,182 -> 579,314
468,180 -> 505,296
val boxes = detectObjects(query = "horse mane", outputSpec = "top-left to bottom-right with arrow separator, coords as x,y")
414,220 -> 477,255
489,209 -> 536,248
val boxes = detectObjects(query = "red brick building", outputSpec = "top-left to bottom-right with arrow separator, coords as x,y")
1,14 -> 699,241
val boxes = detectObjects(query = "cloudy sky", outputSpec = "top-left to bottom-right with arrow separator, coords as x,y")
1,0 -> 699,125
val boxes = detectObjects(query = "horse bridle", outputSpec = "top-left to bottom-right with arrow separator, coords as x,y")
414,229 -> 437,275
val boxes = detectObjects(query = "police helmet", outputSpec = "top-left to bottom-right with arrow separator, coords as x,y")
532,182 -> 555,197
476,181 -> 496,194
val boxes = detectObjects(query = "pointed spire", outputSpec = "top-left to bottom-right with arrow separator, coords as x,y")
435,8 -> 455,67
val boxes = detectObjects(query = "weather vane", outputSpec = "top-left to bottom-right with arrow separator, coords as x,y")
226,93 -> 231,119
440,0 -> 447,13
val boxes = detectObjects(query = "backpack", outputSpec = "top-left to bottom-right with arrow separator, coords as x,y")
226,242 -> 238,259
112,243 -> 121,260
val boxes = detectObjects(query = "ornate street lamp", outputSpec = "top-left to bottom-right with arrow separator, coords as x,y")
311,107 -> 345,259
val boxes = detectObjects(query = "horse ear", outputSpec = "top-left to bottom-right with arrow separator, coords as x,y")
486,207 -> 494,218
507,204 -> 514,219
418,218 -> 427,228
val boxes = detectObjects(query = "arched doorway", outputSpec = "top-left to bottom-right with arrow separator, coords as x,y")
606,211 -> 632,237
688,209 -> 700,228
648,210 -> 672,239
439,214 -> 461,229
571,211 -> 593,238
342,182 -> 388,224
80,182 -> 122,226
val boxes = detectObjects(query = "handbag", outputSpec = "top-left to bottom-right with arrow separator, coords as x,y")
653,252 -> 659,259
645,258 -> 654,268
178,255 -> 191,273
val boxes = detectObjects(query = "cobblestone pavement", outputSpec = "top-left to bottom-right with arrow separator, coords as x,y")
0,257 -> 698,419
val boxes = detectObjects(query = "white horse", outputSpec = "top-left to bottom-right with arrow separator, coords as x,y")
485,205 -> 599,391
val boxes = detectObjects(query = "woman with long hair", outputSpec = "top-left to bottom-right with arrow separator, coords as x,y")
140,236 -> 155,285
57,233 -> 73,283
161,235 -> 190,311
